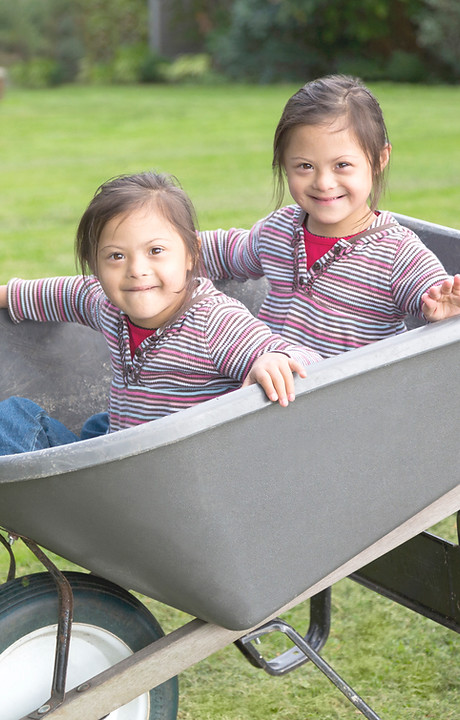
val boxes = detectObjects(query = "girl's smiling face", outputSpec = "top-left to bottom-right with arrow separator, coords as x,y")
283,120 -> 390,237
96,206 -> 193,329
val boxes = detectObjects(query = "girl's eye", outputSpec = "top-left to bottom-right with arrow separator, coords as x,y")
337,162 -> 350,169
150,247 -> 163,255
109,252 -> 124,261
299,162 -> 312,170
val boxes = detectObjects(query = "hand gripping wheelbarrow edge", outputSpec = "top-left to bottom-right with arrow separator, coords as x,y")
0,213 -> 459,720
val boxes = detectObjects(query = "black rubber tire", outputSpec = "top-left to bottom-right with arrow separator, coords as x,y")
0,571 -> 178,719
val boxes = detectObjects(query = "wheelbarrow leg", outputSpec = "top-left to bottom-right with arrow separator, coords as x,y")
239,616 -> 382,720
235,588 -> 331,674
19,536 -> 74,718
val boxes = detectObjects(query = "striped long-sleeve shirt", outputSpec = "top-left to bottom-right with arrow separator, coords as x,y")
7,275 -> 321,432
200,207 -> 450,358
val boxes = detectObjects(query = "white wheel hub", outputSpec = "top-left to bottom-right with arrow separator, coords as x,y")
0,622 -> 150,719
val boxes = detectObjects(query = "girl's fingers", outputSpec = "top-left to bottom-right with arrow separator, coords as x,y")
243,354 -> 307,405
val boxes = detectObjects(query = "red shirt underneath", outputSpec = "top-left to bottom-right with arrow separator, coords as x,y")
303,228 -> 339,270
303,214 -> 380,269
127,318 -> 154,357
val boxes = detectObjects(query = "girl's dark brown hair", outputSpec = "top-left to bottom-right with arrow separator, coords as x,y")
272,74 -> 390,210
75,172 -> 202,288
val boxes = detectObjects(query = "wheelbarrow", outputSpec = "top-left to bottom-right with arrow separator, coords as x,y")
0,214 -> 459,720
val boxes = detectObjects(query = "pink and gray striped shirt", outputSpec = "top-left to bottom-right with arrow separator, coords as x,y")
7,275 -> 321,432
199,207 -> 449,357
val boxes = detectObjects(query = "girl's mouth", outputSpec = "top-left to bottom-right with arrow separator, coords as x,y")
127,285 -> 158,292
311,194 -> 344,204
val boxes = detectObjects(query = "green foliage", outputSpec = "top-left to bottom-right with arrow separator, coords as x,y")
78,43 -> 155,85
8,57 -> 61,89
207,0 -> 458,83
0,0 -> 83,82
139,51 -> 170,84
385,50 -> 427,83
0,0 -> 459,85
74,0 -> 147,64
416,0 -> 460,80
0,0 -> 148,87
208,0 -> 315,82
160,53 -> 221,84
0,0 -> 51,60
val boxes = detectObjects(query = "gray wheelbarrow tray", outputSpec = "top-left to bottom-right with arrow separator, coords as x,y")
0,214 -> 459,719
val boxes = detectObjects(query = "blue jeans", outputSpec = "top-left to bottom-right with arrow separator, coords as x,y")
0,397 -> 109,456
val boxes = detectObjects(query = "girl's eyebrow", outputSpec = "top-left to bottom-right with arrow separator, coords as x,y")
98,243 -> 125,252
288,152 -> 361,162
287,154 -> 313,162
98,236 -> 174,252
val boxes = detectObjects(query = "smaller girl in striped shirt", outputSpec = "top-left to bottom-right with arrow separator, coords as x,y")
0,172 -> 320,455
200,75 -> 460,358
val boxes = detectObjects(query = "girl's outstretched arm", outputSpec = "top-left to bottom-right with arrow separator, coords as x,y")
241,353 -> 307,407
421,274 -> 460,321
0,285 -> 7,308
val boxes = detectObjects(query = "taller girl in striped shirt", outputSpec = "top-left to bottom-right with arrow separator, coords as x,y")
200,75 -> 460,357
0,172 -> 320,455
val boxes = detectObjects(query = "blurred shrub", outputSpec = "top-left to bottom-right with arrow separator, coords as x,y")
207,0 -> 315,82
78,43 -> 155,85
9,58 -> 61,88
160,54 -> 220,83
385,50 -> 427,83
416,0 -> 460,80
139,51 -> 170,84
0,0 -> 83,84
1,0 -> 459,85
206,0 -> 457,84
1,0 -> 147,87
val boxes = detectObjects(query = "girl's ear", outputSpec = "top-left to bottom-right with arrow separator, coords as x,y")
380,143 -> 391,171
186,246 -> 194,273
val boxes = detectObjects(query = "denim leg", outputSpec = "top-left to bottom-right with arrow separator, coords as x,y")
80,412 -> 109,440
0,396 -> 78,456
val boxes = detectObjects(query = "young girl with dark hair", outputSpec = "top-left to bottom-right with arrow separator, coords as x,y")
200,75 -> 460,358
0,171 -> 320,454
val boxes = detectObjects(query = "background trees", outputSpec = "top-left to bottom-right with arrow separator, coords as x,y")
207,0 -> 459,83
0,0 -> 458,87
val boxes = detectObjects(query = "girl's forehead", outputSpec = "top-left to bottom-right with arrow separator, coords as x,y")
98,206 -> 182,246
286,121 -> 362,152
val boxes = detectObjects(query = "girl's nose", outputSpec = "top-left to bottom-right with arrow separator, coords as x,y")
128,257 -> 151,277
313,168 -> 334,191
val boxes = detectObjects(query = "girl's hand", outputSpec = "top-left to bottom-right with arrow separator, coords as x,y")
242,353 -> 307,407
422,274 -> 460,322
0,285 -> 7,309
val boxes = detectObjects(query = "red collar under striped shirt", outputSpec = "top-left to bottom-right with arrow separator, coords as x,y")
303,215 -> 380,270
127,318 -> 154,357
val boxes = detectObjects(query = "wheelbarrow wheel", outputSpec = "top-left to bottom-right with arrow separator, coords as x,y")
0,570 -> 178,720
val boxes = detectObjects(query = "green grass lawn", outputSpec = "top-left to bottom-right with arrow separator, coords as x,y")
0,82 -> 460,719
0,82 -> 459,283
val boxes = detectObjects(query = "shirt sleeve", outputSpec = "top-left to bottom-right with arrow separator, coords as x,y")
7,275 -> 105,331
391,230 -> 450,319
204,299 -> 321,381
199,216 -> 270,281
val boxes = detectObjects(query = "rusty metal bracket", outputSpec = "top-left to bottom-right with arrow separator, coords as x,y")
0,529 -> 16,582
10,535 -> 74,719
